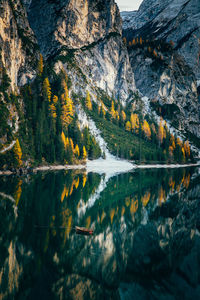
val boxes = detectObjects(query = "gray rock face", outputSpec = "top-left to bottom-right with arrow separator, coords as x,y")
0,0 -> 38,89
28,0 -> 122,57
122,0 -> 200,137
122,0 -> 200,80
27,0 -> 136,103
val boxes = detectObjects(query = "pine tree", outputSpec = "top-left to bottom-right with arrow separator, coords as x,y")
14,139 -> 22,166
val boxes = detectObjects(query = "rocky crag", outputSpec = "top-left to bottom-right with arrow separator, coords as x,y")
122,0 -> 200,138
26,0 -> 135,104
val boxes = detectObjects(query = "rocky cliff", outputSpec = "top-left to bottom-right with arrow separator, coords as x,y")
122,0 -> 200,138
25,0 -> 135,103
0,0 -> 38,89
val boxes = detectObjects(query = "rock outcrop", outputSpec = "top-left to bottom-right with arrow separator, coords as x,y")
122,0 -> 200,137
0,0 -> 38,89
26,0 -> 136,103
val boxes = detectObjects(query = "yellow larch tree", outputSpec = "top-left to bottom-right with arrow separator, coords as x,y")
38,54 -> 43,76
176,137 -> 182,148
125,121 -> 131,132
182,147 -> 186,160
130,113 -> 139,133
110,101 -> 116,119
14,139 -> 22,166
85,91 -> 92,110
14,179 -> 23,206
141,191 -> 151,207
43,78 -> 51,102
74,144 -> 80,158
158,119 -> 164,146
61,83 -> 74,127
53,95 -> 58,105
86,216 -> 91,228
139,37 -> 143,45
75,177 -> 79,189
110,208 -> 115,224
170,134 -> 176,149
83,146 -> 87,160
121,110 -> 126,122
142,120 -> 151,140
69,138 -> 74,152
61,131 -> 68,149
184,141 -> 190,157
82,174 -> 87,187
123,37 -> 127,44
49,103 -> 57,119
49,95 -> 58,119
153,49 -> 158,57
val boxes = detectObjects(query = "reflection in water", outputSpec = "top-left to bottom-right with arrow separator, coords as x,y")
0,167 -> 200,299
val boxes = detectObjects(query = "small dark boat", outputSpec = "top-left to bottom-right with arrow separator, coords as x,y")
75,226 -> 93,236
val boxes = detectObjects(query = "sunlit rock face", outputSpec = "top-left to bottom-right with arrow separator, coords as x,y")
27,0 -> 121,56
26,0 -> 136,103
122,0 -> 200,137
0,0 -> 38,89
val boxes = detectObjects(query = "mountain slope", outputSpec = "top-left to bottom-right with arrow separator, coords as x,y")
122,0 -> 200,138
26,0 -> 136,103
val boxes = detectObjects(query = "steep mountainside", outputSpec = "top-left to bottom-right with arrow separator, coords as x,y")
122,0 -> 200,80
0,0 -> 38,89
122,0 -> 200,138
26,0 -> 135,103
0,0 -> 39,155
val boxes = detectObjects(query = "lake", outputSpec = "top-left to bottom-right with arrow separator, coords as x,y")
0,166 -> 200,299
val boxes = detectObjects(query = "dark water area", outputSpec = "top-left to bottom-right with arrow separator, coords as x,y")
0,167 -> 200,299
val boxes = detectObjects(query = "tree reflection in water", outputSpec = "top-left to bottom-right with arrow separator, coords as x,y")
0,167 -> 200,299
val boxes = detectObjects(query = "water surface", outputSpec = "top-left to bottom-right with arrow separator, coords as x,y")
0,167 -> 200,299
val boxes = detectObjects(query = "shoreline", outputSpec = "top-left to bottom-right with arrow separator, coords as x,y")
0,161 -> 199,176
135,162 -> 200,169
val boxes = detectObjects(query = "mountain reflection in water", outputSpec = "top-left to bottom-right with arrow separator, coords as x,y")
0,167 -> 200,299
